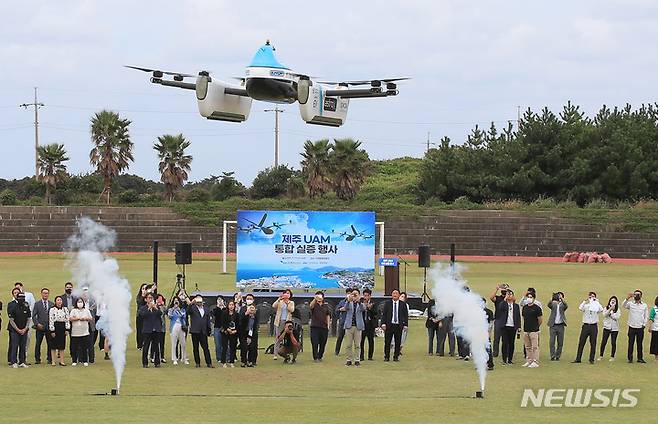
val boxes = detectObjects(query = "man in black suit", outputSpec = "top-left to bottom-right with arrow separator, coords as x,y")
187,295 -> 214,368
381,289 -> 408,362
138,293 -> 163,368
360,288 -> 377,361
32,288 -> 53,365
493,287 -> 521,365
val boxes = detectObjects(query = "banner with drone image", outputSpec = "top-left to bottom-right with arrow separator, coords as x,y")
236,210 -> 375,290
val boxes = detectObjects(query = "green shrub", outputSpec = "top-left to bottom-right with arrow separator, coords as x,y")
0,189 -> 17,205
187,188 -> 210,203
119,189 -> 140,204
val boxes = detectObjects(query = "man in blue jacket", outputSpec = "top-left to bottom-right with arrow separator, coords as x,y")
341,288 -> 367,366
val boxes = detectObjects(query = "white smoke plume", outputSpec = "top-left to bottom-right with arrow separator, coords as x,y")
430,262 -> 490,391
66,217 -> 132,389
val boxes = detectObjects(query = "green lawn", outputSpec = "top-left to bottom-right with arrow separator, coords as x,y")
1,255 -> 657,424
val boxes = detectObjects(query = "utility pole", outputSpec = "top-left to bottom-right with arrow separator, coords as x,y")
20,87 -> 44,177
264,105 -> 283,167
426,131 -> 430,153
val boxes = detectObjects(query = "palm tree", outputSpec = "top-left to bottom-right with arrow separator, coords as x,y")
89,110 -> 134,204
153,134 -> 192,202
329,138 -> 370,200
36,143 -> 69,204
300,139 -> 332,199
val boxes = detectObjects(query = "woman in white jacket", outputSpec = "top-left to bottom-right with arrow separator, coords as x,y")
599,296 -> 621,361
69,299 -> 93,366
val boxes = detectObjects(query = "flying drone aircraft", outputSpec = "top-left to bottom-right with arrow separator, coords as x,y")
127,41 -> 407,127
241,213 -> 274,235
337,225 -> 373,241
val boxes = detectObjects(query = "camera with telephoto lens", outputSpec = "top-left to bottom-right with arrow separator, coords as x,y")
552,292 -> 561,302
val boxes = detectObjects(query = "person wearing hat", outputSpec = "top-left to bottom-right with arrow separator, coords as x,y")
186,295 -> 214,368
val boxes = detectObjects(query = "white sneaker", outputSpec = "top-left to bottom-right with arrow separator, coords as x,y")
522,361 -> 530,367
230,363 -> 235,368
184,359 -> 190,365
83,363 -> 89,367
18,363 -> 29,368
173,361 -> 178,366
11,363 -> 18,369
71,362 -> 77,367
609,357 -> 615,362
273,356 -> 278,360
528,362 -> 539,368
597,357 -> 603,361
222,363 -> 227,368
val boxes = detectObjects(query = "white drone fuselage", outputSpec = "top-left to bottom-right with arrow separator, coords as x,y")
131,42 -> 401,128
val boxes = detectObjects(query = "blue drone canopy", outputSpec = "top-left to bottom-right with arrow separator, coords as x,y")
248,41 -> 289,69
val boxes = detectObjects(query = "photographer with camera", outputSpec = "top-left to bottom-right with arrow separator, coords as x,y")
599,295 -> 620,361
341,288 -> 367,366
272,289 -> 295,360
239,302 -> 260,367
7,288 -> 31,368
168,296 -> 189,365
547,291 -> 567,361
276,320 -> 301,364
623,289 -> 648,363
489,283 -> 510,357
136,283 -> 156,350
573,291 -> 603,364
492,286 -> 520,365
309,291 -> 331,362
138,293 -> 163,368
360,288 -> 377,362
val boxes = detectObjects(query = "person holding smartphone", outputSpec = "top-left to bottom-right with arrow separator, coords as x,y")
573,291 -> 603,364
309,291 -> 330,362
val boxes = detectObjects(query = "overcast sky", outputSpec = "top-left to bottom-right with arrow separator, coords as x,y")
2,1 -> 657,184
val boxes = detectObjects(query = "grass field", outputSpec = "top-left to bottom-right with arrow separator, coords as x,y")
1,254 -> 657,424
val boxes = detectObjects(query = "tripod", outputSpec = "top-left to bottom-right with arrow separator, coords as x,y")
168,269 -> 186,307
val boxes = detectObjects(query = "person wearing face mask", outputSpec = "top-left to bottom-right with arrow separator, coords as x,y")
599,296 -> 621,361
547,292 -> 567,361
272,290 -> 295,360
69,298 -> 93,366
573,291 -> 604,364
521,293 -> 543,368
623,289 -> 648,364
168,297 -> 189,365
60,282 -> 77,360
239,303 -> 260,367
186,295 -> 214,368
648,296 -> 658,363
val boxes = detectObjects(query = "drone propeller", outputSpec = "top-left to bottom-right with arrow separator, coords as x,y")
125,65 -> 196,79
317,77 -> 410,86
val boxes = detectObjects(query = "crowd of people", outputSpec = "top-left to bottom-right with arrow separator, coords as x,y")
3,280 -> 658,370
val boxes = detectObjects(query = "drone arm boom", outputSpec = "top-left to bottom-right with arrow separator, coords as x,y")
151,78 -> 196,90
324,88 -> 397,98
224,87 -> 249,97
